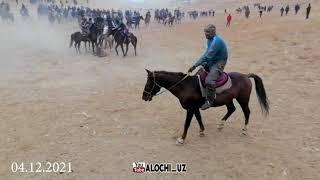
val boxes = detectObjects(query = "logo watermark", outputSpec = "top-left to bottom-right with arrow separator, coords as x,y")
133,162 -> 186,173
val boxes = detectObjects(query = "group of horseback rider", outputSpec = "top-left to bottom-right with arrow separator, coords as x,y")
79,15 -> 130,41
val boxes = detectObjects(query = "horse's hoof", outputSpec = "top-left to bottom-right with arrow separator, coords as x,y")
217,123 -> 224,131
175,137 -> 184,145
199,131 -> 205,137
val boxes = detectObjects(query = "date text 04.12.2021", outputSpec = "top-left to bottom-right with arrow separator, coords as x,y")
11,162 -> 72,173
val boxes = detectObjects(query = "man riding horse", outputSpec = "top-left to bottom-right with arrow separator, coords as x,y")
20,3 -> 29,17
111,18 -> 130,41
80,17 -> 92,35
188,24 -> 228,110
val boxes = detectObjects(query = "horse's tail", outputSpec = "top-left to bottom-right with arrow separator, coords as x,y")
248,73 -> 269,116
69,34 -> 74,48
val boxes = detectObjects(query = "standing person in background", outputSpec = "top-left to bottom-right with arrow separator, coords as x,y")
306,3 -> 311,19
226,14 -> 232,27
285,5 -> 289,15
259,9 -> 263,18
294,4 -> 300,14
280,7 -> 284,16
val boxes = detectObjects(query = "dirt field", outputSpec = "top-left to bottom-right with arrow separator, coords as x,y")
0,1 -> 320,180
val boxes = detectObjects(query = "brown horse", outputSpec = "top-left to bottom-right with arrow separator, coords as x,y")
142,69 -> 269,145
69,31 -> 91,53
107,28 -> 137,57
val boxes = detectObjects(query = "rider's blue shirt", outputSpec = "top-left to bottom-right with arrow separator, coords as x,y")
194,35 -> 228,70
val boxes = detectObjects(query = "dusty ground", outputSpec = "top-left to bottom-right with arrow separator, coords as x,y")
0,1 -> 320,180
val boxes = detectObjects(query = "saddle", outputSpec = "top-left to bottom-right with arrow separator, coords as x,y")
196,67 -> 232,96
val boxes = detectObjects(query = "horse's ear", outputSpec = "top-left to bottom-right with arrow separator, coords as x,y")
145,69 -> 151,75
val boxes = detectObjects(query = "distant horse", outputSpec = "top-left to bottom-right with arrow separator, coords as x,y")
69,31 -> 90,53
245,10 -> 250,18
126,16 -> 133,29
107,28 -> 137,57
164,16 -> 175,26
104,35 -> 114,49
88,23 -> 103,53
142,70 -> 269,144
98,33 -> 115,49
20,7 -> 30,20
267,6 -> 274,12
168,16 -> 175,26
133,15 -> 144,29
175,15 -> 181,24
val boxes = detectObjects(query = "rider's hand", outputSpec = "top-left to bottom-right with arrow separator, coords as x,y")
188,65 -> 196,73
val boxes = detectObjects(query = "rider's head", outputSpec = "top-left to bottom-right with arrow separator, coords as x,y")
204,24 -> 216,39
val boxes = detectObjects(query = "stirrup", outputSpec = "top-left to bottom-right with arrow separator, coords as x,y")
200,100 -> 212,110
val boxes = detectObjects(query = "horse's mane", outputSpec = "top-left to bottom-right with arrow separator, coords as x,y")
154,71 -> 186,78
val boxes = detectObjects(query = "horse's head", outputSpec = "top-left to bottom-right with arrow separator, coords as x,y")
142,69 -> 161,101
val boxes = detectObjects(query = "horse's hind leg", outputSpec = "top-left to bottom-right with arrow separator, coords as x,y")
124,43 -> 129,57
115,42 -> 119,55
75,42 -> 79,53
77,42 -> 81,53
92,42 -> 95,53
132,39 -> 137,56
236,98 -> 251,135
194,109 -> 205,137
218,101 -> 236,130
176,110 -> 194,145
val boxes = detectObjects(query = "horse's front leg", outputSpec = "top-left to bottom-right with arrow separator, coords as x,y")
77,42 -> 81,53
120,43 -> 125,57
74,42 -> 78,52
124,43 -> 129,56
176,110 -> 194,145
92,41 -> 95,53
115,42 -> 119,55
194,109 -> 205,137
84,42 -> 86,51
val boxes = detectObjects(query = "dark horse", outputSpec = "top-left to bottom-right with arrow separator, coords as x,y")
88,18 -> 104,53
107,28 -> 137,57
133,15 -> 144,29
142,70 -> 269,145
69,31 -> 91,53
87,25 -> 100,53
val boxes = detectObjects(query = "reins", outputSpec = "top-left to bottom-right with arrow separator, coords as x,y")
144,72 -> 190,98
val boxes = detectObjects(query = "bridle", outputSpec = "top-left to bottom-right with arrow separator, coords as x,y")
143,71 -> 189,100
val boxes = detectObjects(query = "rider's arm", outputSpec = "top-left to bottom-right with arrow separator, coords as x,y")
194,38 -> 219,67
194,51 -> 207,67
